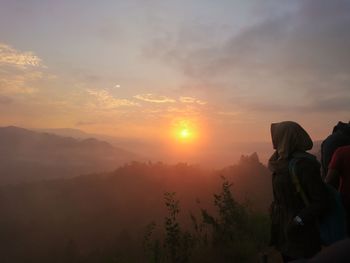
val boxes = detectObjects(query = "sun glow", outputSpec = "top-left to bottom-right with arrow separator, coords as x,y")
171,119 -> 198,144
180,128 -> 190,138
167,117 -> 209,161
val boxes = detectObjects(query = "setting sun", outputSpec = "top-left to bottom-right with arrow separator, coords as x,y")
170,118 -> 200,145
180,128 -> 190,139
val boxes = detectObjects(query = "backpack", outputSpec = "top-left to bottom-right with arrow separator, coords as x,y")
289,153 -> 347,246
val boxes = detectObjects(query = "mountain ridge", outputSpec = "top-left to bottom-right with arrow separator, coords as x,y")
0,126 -> 141,185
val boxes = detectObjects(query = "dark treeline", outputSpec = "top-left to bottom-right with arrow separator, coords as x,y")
0,153 -> 272,262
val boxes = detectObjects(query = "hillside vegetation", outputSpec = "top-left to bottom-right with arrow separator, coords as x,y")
0,154 -> 272,262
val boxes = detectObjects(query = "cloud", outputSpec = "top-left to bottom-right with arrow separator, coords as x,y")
87,89 -> 138,109
0,71 -> 43,94
179,96 -> 207,105
0,43 -> 43,68
134,93 -> 176,103
145,0 -> 350,113
0,43 -> 47,95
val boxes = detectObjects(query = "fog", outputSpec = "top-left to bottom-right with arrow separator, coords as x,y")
0,126 -> 275,262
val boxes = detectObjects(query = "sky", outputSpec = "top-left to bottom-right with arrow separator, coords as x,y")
0,0 -> 349,153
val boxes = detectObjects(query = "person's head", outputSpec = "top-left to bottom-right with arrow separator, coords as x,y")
332,121 -> 350,135
271,121 -> 313,159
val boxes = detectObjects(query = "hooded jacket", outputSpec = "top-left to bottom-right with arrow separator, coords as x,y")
321,122 -> 350,176
269,121 -> 328,259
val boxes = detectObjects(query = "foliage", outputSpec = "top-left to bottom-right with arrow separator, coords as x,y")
144,177 -> 270,263
164,192 -> 195,263
143,222 -> 162,263
0,161 -> 271,262
199,176 -> 269,262
143,193 -> 195,263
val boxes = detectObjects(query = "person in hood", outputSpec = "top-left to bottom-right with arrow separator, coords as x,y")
321,121 -> 350,178
289,239 -> 350,263
269,121 -> 328,262
326,145 -> 350,235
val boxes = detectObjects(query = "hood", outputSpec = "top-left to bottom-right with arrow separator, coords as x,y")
333,121 -> 350,136
270,121 -> 313,160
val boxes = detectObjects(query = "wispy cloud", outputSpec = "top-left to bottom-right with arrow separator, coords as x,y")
0,43 -> 43,68
0,43 -> 47,95
0,71 -> 44,94
134,93 -> 176,103
87,89 -> 138,109
179,96 -> 207,105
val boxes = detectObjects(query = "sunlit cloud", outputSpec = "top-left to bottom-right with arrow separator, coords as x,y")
0,43 -> 48,95
0,43 -> 43,68
87,89 -> 139,109
165,105 -> 202,117
179,96 -> 207,105
134,93 -> 176,103
0,71 -> 44,94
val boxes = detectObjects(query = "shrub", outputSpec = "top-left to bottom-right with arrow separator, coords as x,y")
144,177 -> 270,262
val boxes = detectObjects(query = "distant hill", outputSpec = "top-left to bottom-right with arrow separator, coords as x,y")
0,126 -> 141,185
37,127 -> 154,160
37,127 -> 93,139
220,152 -> 273,211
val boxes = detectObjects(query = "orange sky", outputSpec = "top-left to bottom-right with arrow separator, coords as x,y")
0,0 -> 349,159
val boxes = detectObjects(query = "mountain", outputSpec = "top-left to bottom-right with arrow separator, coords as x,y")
37,128 -> 93,139
0,126 -> 141,185
38,127 -> 155,159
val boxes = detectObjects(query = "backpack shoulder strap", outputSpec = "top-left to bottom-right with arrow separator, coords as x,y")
289,157 -> 310,206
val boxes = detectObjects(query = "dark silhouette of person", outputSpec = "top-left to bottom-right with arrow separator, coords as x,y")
269,121 -> 328,262
290,239 -> 350,263
326,145 -> 350,235
321,122 -> 350,178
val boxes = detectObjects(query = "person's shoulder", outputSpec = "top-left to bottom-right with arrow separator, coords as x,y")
322,133 -> 338,146
323,132 -> 350,148
292,152 -> 317,161
292,152 -> 320,169
332,145 -> 350,158
336,145 -> 350,153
